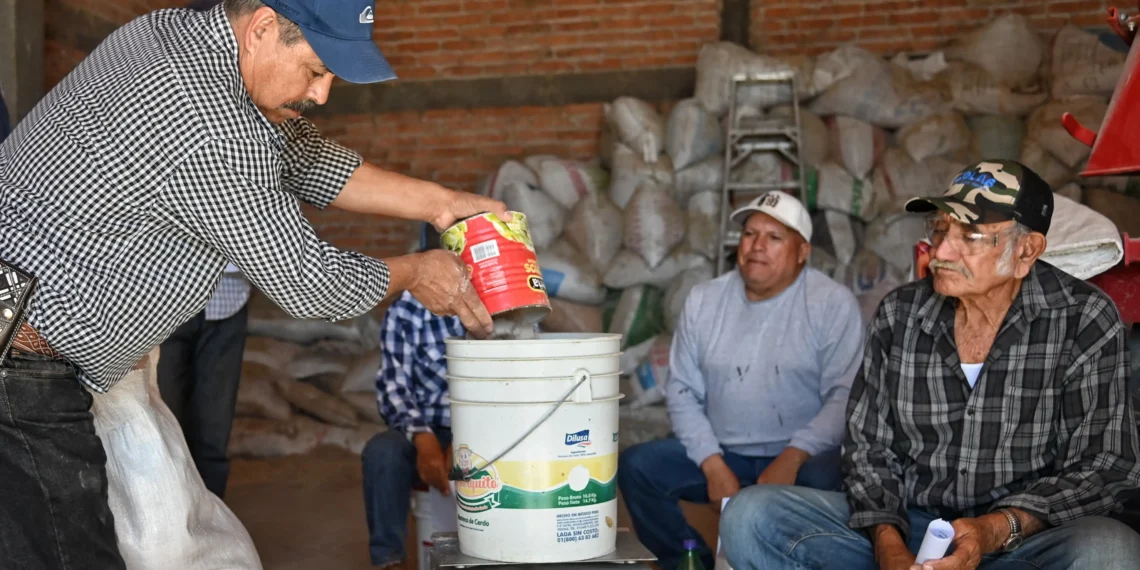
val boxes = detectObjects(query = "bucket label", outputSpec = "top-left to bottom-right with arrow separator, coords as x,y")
556,510 -> 600,544
453,445 -> 616,513
454,446 -> 502,513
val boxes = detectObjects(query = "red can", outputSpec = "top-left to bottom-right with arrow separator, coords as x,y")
441,211 -> 551,325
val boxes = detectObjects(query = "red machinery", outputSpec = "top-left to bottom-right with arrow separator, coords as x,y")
1053,4 -> 1140,325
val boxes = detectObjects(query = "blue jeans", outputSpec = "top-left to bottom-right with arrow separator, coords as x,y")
618,438 -> 842,570
361,427 -> 452,567
721,485 -> 1140,570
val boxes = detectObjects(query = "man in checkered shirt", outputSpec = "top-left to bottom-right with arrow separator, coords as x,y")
0,0 -> 509,567
720,161 -> 1140,569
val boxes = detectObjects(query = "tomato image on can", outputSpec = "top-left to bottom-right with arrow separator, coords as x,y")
441,211 -> 551,325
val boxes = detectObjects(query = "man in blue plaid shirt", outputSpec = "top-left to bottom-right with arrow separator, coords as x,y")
361,225 -> 465,568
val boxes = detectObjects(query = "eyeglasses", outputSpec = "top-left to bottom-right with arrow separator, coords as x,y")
924,217 -> 1019,256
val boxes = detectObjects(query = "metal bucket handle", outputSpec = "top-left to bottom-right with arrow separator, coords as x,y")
448,368 -> 593,482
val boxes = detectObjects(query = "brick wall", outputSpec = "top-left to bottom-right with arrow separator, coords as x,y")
42,0 -> 1116,270
752,0 -> 1113,56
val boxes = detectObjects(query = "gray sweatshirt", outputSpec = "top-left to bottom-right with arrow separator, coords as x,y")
666,267 -> 865,467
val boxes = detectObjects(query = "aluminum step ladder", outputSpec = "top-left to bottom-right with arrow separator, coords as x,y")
715,71 -> 806,276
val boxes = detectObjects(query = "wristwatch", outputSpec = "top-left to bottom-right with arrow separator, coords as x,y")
998,509 -> 1023,552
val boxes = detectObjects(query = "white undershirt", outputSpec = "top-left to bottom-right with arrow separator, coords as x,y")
961,363 -> 984,388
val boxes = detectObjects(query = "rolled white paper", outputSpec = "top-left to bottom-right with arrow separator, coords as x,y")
915,519 -> 955,564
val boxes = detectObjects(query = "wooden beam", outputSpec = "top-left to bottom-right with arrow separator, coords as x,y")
0,0 -> 45,124
720,0 -> 751,48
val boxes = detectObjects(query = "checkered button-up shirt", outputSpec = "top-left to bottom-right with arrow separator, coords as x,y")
376,290 -> 465,436
843,261 -> 1140,540
0,6 -> 389,392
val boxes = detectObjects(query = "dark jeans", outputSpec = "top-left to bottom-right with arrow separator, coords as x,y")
361,427 -> 453,567
0,350 -> 125,570
157,304 -> 249,499
618,437 -> 843,570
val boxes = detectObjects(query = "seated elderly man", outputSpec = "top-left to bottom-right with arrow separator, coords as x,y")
619,191 -> 865,570
721,160 -> 1140,570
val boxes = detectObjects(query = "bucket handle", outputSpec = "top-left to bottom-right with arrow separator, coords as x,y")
448,369 -> 593,482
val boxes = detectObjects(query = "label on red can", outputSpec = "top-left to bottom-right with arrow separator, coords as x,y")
442,212 -> 551,324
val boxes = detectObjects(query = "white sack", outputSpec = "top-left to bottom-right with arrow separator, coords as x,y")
874,148 -> 938,201
631,333 -> 673,408
864,209 -> 927,275
610,143 -> 675,209
667,98 -> 724,170
501,181 -> 566,249
938,62 -> 1048,116
686,191 -> 721,260
92,351 -> 263,570
1025,96 -> 1109,168
770,105 -> 830,166
608,285 -> 666,350
810,46 -> 946,128
891,51 -> 949,83
826,115 -> 887,179
695,42 -> 820,116
967,114 -> 1025,161
1056,182 -> 1083,203
235,375 -> 292,422
476,160 -> 538,200
664,261 -> 715,332
537,240 -> 606,305
564,192 -> 624,274
529,156 -> 609,210
802,162 -> 879,221
674,156 -> 725,207
945,13 -> 1043,90
620,337 -> 656,376
897,112 -> 971,162
1019,139 -> 1075,189
1039,193 -> 1124,279
623,182 -> 686,268
1050,25 -> 1128,99
604,248 -> 706,289
606,97 -> 666,163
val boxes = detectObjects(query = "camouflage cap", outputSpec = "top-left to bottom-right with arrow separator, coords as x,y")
904,160 -> 1053,235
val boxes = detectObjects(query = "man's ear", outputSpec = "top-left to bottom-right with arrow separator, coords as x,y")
1015,232 -> 1047,278
798,240 -> 811,266
243,6 -> 280,53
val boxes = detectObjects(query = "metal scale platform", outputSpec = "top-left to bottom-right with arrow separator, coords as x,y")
428,529 -> 656,570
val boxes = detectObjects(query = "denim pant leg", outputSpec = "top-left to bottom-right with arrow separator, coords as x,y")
361,428 -> 452,567
618,438 -> 757,570
979,516 -> 1140,569
0,351 -> 125,570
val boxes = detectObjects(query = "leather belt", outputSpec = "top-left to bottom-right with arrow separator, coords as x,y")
12,322 -> 61,358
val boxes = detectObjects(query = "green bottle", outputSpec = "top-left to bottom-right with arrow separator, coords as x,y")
680,539 -> 706,570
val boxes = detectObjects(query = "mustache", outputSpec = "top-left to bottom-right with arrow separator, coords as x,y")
281,99 -> 317,114
929,259 -> 974,279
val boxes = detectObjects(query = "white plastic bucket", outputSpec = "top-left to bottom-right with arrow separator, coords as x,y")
444,334 -> 622,564
413,487 -> 459,570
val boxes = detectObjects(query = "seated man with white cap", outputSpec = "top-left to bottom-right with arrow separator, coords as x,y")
618,190 -> 866,570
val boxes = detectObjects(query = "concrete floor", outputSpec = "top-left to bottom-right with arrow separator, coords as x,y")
225,446 -> 719,570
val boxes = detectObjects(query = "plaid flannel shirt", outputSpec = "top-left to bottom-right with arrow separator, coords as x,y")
843,261 -> 1140,541
376,290 -> 464,436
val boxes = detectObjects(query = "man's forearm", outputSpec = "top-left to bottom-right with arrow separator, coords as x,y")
974,508 -> 1047,553
331,162 -> 450,223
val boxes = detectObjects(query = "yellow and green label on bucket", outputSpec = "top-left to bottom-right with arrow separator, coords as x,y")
454,445 -> 617,512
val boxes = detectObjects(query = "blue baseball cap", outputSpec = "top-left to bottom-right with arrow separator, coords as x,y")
260,0 -> 397,84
